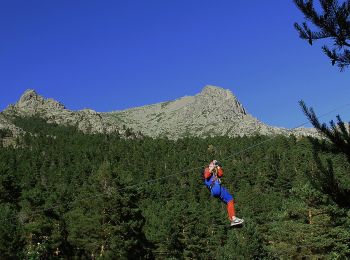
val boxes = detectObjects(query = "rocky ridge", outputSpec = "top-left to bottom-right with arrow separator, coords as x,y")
1,86 -> 318,140
3,89 -> 125,136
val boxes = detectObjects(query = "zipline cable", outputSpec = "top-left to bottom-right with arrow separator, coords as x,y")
3,102 -> 350,222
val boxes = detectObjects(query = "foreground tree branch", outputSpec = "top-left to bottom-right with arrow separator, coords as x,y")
294,0 -> 350,70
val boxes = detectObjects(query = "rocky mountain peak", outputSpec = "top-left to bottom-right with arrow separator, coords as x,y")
18,89 -> 43,106
200,85 -> 232,96
197,85 -> 246,115
12,89 -> 65,115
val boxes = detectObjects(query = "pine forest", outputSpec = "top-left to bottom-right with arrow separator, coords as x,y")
0,116 -> 349,259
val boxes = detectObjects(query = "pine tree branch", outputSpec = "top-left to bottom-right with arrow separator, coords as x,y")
294,0 -> 350,69
300,100 -> 350,161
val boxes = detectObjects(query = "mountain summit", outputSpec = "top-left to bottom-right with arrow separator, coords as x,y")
2,85 -> 317,139
13,89 -> 66,114
197,85 -> 246,115
111,85 -> 288,138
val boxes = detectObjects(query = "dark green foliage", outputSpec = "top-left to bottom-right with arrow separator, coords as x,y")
65,162 -> 151,258
0,128 -> 12,139
0,116 -> 349,258
0,204 -> 23,259
0,128 -> 12,148
300,100 -> 350,161
294,0 -> 350,70
299,100 -> 350,208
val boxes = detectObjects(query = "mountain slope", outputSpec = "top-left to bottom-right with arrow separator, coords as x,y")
1,86 -> 317,139
110,86 -> 280,138
3,89 -> 129,136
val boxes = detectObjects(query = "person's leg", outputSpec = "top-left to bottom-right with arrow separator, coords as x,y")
210,183 -> 221,197
219,186 -> 244,225
218,186 -> 235,220
227,200 -> 235,220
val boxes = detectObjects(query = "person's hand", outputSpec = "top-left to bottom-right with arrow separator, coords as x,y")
213,160 -> 222,167
209,161 -> 215,172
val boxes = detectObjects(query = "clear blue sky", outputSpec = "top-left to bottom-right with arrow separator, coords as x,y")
1,0 -> 349,128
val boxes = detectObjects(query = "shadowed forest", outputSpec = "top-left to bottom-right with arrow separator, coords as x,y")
0,117 -> 349,259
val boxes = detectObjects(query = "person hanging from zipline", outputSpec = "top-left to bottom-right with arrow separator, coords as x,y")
203,160 -> 244,226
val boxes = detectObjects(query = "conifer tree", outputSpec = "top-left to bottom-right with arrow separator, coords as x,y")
65,161 -> 152,258
299,100 -> 350,161
0,204 -> 23,258
294,0 -> 350,70
299,101 -> 350,208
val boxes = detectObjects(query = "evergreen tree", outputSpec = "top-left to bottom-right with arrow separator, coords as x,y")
294,0 -> 350,70
300,100 -> 350,161
299,101 -> 350,208
0,204 -> 23,258
65,161 -> 153,259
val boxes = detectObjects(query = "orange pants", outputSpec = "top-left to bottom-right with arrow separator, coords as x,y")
227,200 -> 235,220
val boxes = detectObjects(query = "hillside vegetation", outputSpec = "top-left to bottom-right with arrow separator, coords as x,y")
0,117 -> 349,259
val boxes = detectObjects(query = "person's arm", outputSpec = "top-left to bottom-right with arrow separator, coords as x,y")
203,167 -> 212,179
217,166 -> 224,178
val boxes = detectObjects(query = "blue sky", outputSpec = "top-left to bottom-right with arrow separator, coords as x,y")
1,0 -> 349,128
